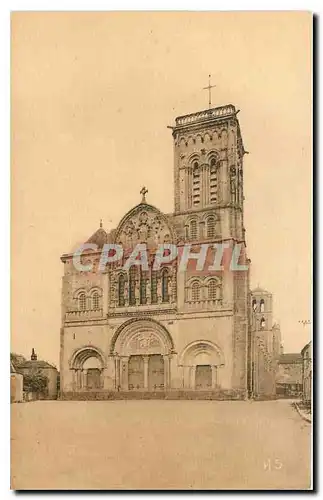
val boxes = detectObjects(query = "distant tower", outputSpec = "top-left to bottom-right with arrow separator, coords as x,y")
250,287 -> 273,332
31,348 -> 37,361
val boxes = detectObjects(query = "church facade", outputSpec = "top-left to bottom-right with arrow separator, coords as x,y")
59,103 -> 277,400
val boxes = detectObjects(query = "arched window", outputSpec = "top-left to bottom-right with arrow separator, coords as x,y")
118,274 -> 125,307
192,162 -> 200,206
208,279 -> 218,300
260,299 -> 265,312
210,158 -> 218,204
260,317 -> 266,329
129,266 -> 136,306
190,219 -> 198,240
206,216 -> 216,239
192,281 -> 201,301
78,292 -> 86,311
140,271 -> 147,305
161,269 -> 169,303
252,299 -> 257,312
92,291 -> 99,310
151,270 -> 158,304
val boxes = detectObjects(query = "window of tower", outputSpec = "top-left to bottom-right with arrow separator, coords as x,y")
192,162 -> 200,206
260,299 -> 265,312
190,219 -> 198,240
210,158 -> 218,204
260,317 -> 266,329
252,299 -> 257,312
206,216 -> 216,239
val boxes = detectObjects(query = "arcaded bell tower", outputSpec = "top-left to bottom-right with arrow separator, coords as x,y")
171,103 -> 247,242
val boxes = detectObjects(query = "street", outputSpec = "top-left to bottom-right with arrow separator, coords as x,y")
11,399 -> 311,490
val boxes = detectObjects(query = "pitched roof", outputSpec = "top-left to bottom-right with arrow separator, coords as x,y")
19,360 -> 57,370
279,353 -> 302,364
86,226 -> 108,249
251,286 -> 270,294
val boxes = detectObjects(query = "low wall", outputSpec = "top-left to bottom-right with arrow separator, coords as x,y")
60,389 -> 247,401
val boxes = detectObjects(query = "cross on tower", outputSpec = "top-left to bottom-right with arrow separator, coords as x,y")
203,74 -> 216,109
140,186 -> 148,203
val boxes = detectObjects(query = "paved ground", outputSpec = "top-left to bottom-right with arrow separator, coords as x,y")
11,399 -> 311,490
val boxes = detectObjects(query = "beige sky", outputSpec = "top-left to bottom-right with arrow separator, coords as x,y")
11,12 -> 312,365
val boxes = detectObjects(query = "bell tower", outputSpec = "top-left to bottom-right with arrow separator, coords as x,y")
171,103 -> 247,241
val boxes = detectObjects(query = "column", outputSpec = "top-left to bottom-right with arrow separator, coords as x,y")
190,366 -> 195,390
82,369 -> 88,390
211,366 -> 217,389
163,355 -> 170,389
76,369 -> 81,390
71,369 -> 76,391
143,356 -> 149,390
115,357 -> 120,390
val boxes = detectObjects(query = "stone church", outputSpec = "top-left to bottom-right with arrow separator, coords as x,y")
60,103 -> 280,399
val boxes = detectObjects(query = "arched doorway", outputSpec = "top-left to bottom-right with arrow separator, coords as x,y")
180,341 -> 224,390
111,318 -> 174,391
70,346 -> 105,391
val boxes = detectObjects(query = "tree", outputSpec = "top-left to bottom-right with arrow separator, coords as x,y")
10,352 -> 26,368
23,371 -> 48,395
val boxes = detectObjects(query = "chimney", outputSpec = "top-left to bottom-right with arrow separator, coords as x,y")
31,348 -> 37,361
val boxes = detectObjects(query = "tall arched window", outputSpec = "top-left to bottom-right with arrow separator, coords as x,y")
192,281 -> 201,301
210,158 -> 218,204
208,279 -> 218,300
92,291 -> 99,310
190,219 -> 198,240
161,269 -> 169,303
151,270 -> 158,304
260,317 -> 266,329
192,162 -> 200,206
78,292 -> 86,311
252,299 -> 257,312
140,271 -> 147,305
260,299 -> 265,312
118,274 -> 125,307
206,216 -> 216,239
129,266 -> 136,306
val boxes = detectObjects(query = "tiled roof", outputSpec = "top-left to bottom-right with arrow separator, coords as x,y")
86,227 -> 108,249
279,353 -> 302,364
19,360 -> 57,370
251,286 -> 270,294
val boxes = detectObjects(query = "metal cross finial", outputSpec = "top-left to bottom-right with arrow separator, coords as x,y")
140,186 -> 148,203
203,74 -> 216,109
100,218 -> 103,228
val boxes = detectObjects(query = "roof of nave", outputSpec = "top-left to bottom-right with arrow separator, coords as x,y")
279,353 -> 302,365
85,221 -> 109,249
251,286 -> 271,295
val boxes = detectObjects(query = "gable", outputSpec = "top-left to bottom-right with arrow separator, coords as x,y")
114,203 -> 176,248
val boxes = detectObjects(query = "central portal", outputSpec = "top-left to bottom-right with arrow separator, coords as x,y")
113,318 -> 174,392
128,354 -> 164,391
